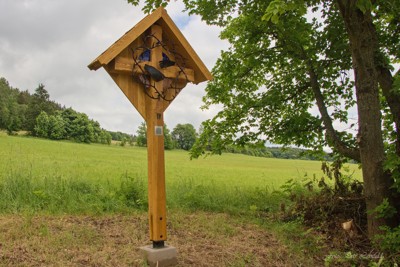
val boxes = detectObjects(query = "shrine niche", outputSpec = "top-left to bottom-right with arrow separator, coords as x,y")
88,6 -> 212,252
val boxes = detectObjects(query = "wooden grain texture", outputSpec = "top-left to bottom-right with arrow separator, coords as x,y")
105,67 -> 147,119
145,24 -> 167,242
110,56 -> 195,82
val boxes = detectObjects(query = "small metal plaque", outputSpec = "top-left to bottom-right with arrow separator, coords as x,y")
155,126 -> 163,136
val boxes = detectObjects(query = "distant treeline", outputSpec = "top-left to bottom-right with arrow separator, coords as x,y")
0,77 -> 329,161
132,121 -> 330,161
133,122 -> 196,151
0,77 -> 111,144
108,131 -> 136,143
224,145 -> 332,161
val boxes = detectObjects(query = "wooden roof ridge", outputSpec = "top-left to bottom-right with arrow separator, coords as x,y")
88,6 -> 212,83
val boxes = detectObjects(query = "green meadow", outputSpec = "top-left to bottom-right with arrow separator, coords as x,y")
0,133 -> 361,215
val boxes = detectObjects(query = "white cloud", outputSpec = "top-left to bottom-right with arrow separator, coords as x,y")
0,0 -> 228,134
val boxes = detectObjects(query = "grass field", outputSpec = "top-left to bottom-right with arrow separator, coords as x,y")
0,133 -> 361,187
0,134 -> 364,266
0,134 -> 362,214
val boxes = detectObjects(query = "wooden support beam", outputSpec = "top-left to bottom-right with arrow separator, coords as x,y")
110,56 -> 195,82
146,113 -> 167,242
145,24 -> 167,243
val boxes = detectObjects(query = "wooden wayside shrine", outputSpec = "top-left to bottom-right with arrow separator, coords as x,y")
88,6 -> 212,249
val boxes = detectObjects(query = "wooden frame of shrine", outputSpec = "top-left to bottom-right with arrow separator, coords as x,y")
88,6 -> 212,248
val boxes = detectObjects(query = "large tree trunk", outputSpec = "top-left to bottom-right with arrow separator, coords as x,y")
336,1 -> 394,238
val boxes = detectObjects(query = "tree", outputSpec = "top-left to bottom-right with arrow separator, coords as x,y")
35,111 -> 66,140
0,78 -> 26,133
33,83 -> 49,102
129,0 -> 400,238
136,122 -> 147,147
69,113 -> 94,143
61,108 -> 79,138
99,130 -> 112,145
34,111 -> 50,138
47,113 -> 66,140
0,79 -> 12,130
164,124 -> 174,150
0,78 -> 112,145
26,84 -> 60,132
172,123 -> 197,151
60,108 -> 94,143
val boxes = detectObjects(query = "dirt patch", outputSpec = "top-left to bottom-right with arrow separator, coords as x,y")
0,212 -> 315,266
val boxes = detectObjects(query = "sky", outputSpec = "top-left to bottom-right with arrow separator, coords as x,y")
0,0 -> 229,134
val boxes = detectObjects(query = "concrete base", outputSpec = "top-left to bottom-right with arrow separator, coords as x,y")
140,245 -> 177,267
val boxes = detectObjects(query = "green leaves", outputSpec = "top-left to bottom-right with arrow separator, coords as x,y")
262,0 -> 307,24
172,123 -> 197,151
371,198 -> 397,219
263,0 -> 287,24
392,75 -> 400,96
34,111 -> 50,138
130,0 -> 399,171
126,0 -> 167,14
355,0 -> 372,14
189,1 -> 359,157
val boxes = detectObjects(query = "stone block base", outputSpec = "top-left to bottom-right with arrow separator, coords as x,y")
140,245 -> 177,267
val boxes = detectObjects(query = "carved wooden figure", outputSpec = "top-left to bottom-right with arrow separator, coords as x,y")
88,6 -> 212,248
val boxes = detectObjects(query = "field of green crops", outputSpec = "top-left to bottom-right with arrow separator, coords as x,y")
0,133 -> 361,215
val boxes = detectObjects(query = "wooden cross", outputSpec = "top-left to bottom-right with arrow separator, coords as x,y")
88,7 -> 212,248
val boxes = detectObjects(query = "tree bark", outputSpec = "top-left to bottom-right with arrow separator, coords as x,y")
307,65 -> 361,162
336,0 -> 394,238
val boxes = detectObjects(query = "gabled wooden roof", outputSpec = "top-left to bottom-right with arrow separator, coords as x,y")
88,6 -> 212,84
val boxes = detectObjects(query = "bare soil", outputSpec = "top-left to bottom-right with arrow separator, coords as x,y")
0,211 -> 316,266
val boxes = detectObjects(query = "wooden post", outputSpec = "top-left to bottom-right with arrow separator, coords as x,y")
145,24 -> 167,246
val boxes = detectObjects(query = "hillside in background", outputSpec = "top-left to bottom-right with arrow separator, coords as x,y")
0,77 -> 112,144
0,77 -> 331,160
